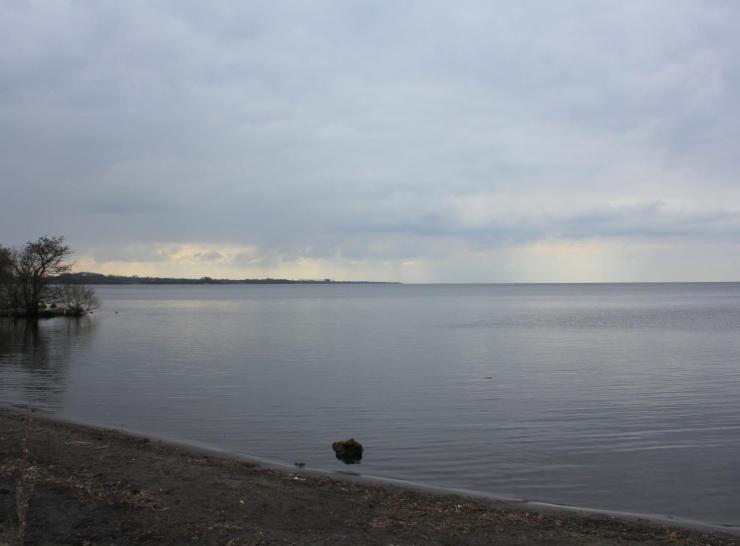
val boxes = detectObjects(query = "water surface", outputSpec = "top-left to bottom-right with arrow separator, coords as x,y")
1,283 -> 739,525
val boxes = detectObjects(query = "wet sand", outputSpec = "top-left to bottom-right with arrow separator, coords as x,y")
0,409 -> 737,545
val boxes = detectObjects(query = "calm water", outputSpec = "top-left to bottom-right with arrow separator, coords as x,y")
2,283 -> 740,525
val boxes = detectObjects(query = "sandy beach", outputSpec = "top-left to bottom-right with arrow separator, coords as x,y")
0,409 -> 737,545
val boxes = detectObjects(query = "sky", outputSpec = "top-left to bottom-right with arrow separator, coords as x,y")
2,1 -> 740,282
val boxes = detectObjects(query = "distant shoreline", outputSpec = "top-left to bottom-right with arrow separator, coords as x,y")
53,274 -> 740,286
55,272 -> 401,285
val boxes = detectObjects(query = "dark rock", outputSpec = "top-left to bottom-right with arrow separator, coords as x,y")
332,438 -> 363,464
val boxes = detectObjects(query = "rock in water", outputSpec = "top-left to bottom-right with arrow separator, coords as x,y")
332,438 -> 363,464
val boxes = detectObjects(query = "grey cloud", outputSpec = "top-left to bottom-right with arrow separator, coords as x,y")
556,204 -> 740,240
87,245 -> 171,264
1,1 -> 740,279
335,201 -> 740,250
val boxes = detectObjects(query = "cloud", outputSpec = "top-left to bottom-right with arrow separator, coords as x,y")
1,1 -> 740,281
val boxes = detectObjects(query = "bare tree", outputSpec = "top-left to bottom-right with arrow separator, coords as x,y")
0,246 -> 10,275
0,245 -> 12,311
58,284 -> 100,316
8,236 -> 73,317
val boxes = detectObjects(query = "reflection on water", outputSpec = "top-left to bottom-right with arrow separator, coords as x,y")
1,283 -> 740,526
0,317 -> 95,409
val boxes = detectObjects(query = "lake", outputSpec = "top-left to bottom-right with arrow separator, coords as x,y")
1,283 -> 739,525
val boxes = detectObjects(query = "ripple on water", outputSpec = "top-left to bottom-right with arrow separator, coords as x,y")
1,283 -> 740,525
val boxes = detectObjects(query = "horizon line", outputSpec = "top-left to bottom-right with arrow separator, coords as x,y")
60,272 -> 740,286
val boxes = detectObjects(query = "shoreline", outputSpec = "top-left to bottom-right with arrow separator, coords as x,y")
12,407 -> 740,539
1,408 -> 738,545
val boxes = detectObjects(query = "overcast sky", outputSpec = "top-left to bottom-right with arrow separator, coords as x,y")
2,1 -> 739,282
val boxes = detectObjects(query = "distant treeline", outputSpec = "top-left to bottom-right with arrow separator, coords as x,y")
55,272 -> 399,285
